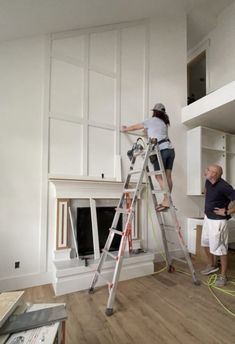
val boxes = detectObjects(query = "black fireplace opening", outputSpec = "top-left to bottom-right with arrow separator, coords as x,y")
76,207 -> 123,256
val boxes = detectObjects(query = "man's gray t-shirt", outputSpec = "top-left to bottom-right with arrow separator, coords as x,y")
143,117 -> 173,150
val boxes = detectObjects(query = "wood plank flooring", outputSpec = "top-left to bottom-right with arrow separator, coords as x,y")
22,254 -> 235,344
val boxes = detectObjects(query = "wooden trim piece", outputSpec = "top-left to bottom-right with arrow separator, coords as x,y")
56,199 -> 70,249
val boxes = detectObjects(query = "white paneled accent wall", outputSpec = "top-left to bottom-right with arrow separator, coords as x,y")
49,23 -> 148,180
49,119 -> 83,175
121,25 -> 147,124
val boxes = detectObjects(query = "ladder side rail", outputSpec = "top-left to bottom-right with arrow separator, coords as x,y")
90,155 -> 140,292
89,211 -> 124,291
145,164 -> 172,268
105,146 -> 152,313
167,208 -> 198,282
152,142 -> 200,284
106,233 -> 129,312
153,144 -> 172,197
106,203 -> 137,311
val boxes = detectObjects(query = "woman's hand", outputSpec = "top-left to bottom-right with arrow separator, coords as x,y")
121,125 -> 127,132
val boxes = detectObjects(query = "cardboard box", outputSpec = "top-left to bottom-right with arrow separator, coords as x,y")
194,225 -> 208,263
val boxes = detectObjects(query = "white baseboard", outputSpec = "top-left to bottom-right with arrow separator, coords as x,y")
0,272 -> 53,293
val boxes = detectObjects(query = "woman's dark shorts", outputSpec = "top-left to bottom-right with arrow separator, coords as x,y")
152,148 -> 175,171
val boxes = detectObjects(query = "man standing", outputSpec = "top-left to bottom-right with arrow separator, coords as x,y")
201,164 -> 235,287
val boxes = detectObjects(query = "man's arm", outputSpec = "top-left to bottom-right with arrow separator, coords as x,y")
214,204 -> 235,216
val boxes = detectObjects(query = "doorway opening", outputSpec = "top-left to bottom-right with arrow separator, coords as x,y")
187,51 -> 206,105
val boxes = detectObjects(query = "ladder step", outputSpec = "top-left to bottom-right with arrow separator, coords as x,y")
124,188 -> 139,193
171,257 -> 187,264
149,151 -> 158,156
102,249 -> 119,260
162,225 -> 176,232
115,207 -> 131,214
147,170 -> 163,176
128,169 -> 142,175
152,188 -> 169,194
109,228 -> 123,236
134,151 -> 145,157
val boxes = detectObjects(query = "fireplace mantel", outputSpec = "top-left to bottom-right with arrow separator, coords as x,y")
49,177 -> 124,199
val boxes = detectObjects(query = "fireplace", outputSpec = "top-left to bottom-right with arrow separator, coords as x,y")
49,178 -> 154,295
76,206 -> 123,256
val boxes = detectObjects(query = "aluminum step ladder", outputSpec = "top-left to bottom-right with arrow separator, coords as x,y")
89,138 -> 200,316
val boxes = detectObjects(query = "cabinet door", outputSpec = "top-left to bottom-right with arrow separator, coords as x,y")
226,134 -> 235,186
187,127 -> 202,195
187,126 -> 226,195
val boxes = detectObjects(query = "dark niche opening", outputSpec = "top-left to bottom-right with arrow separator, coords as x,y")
76,207 -> 123,256
187,50 -> 206,104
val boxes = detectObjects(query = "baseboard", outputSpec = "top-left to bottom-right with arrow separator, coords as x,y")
0,272 -> 53,292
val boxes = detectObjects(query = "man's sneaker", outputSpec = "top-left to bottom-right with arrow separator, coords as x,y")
215,274 -> 227,287
200,265 -> 219,275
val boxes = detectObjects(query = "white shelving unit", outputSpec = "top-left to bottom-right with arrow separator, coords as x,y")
187,126 -> 235,195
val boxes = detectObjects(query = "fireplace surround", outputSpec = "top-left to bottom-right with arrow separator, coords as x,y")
49,178 -> 154,295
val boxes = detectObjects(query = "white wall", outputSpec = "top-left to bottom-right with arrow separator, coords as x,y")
0,12 -> 201,290
0,36 -> 51,290
207,1 -> 235,91
146,14 -> 201,251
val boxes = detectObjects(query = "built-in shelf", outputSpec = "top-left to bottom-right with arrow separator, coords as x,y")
182,81 -> 235,134
186,126 -> 235,195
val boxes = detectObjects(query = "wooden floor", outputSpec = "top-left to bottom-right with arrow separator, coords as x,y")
22,254 -> 235,344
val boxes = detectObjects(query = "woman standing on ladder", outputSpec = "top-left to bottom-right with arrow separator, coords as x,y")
121,103 -> 175,211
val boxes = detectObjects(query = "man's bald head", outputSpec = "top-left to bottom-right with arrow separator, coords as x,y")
205,164 -> 223,183
211,164 -> 223,178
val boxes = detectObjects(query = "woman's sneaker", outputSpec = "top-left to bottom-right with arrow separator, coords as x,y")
215,274 -> 227,287
200,265 -> 219,275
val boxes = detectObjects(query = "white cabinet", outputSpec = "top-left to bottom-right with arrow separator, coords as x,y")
187,126 -> 235,195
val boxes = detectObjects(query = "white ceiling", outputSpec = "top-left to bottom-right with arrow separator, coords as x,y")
0,0 -> 234,48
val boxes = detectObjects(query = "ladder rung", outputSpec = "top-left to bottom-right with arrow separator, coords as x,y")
124,188 -> 138,193
102,249 -> 119,260
133,151 -> 144,157
115,207 -> 130,214
152,188 -> 169,194
149,151 -> 158,156
163,225 -> 175,232
109,228 -> 123,236
171,257 -> 187,264
128,169 -> 142,175
147,170 -> 163,176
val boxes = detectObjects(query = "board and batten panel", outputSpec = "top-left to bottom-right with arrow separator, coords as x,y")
51,35 -> 86,62
49,119 -> 83,175
120,24 -> 147,179
89,30 -> 117,74
88,30 -> 117,125
50,59 -> 84,118
89,71 -> 116,125
88,127 -> 115,178
120,25 -> 147,125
